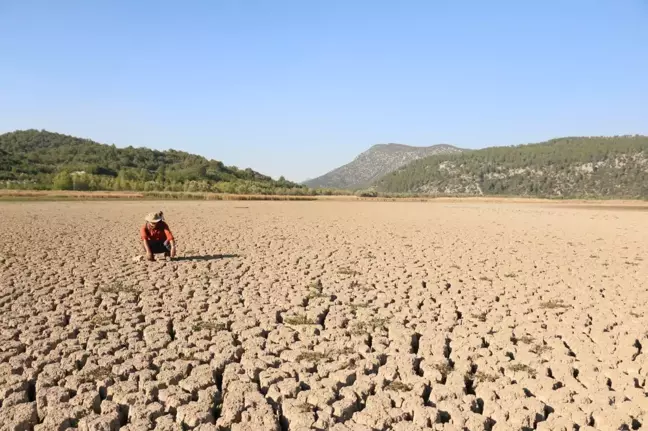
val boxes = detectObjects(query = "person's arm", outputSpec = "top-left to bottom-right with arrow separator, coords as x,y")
142,240 -> 154,260
165,227 -> 176,258
141,226 -> 154,260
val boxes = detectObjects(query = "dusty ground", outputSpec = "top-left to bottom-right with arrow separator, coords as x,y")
1,201 -> 647,431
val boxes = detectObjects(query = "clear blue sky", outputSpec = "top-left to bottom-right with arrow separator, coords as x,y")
1,1 -> 647,182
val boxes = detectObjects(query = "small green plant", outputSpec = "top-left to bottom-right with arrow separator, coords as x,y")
508,364 -> 537,378
284,314 -> 316,325
386,381 -> 412,392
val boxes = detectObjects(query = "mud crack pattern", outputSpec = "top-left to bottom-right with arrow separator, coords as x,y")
1,201 -> 648,430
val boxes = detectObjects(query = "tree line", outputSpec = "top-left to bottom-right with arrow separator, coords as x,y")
0,129 -> 345,195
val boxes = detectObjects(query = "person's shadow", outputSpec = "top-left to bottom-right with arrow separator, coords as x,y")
172,254 -> 239,262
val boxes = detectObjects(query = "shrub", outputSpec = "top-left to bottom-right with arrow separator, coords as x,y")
356,189 -> 378,198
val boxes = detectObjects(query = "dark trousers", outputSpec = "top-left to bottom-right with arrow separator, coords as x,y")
147,240 -> 171,254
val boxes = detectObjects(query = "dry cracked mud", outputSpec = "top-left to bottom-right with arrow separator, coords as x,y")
1,201 -> 648,431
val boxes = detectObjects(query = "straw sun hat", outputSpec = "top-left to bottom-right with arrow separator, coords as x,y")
145,211 -> 164,223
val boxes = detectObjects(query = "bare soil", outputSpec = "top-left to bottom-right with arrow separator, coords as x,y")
1,201 -> 647,430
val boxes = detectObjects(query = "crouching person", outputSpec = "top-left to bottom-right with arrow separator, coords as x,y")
141,211 -> 176,261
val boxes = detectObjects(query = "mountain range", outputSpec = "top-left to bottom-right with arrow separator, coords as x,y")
303,143 -> 462,189
376,136 -> 648,198
3,130 -> 648,199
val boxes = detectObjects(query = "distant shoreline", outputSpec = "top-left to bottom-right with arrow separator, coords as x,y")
2,189 -> 648,209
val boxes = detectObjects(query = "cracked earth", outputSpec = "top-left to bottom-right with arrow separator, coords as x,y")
1,201 -> 648,431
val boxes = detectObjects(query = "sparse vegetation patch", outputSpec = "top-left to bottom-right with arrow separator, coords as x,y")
192,321 -> 227,332
386,381 -> 412,392
434,362 -> 453,376
529,344 -> 552,355
285,314 -> 316,325
306,280 -> 329,300
339,267 -> 360,276
518,335 -> 535,344
508,364 -> 537,378
540,299 -> 570,310
474,371 -> 499,383
471,312 -> 488,322
99,280 -> 139,294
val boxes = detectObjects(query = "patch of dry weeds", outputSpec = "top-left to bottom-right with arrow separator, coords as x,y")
306,280 -> 329,300
471,312 -> 488,322
518,335 -> 535,344
338,267 -> 360,276
508,363 -> 537,378
192,321 -> 227,332
434,362 -> 453,376
99,280 -> 139,294
285,314 -> 316,325
540,299 -> 570,310
474,371 -> 499,383
529,344 -> 552,355
386,381 -> 412,392
350,316 -> 390,335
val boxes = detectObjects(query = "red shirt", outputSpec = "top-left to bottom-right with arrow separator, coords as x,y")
140,222 -> 174,242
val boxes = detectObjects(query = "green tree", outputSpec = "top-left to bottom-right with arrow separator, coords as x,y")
0,129 -> 309,194
53,171 -> 73,190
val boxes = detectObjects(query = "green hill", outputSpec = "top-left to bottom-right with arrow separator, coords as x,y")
0,129 -> 304,194
375,136 -> 648,199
